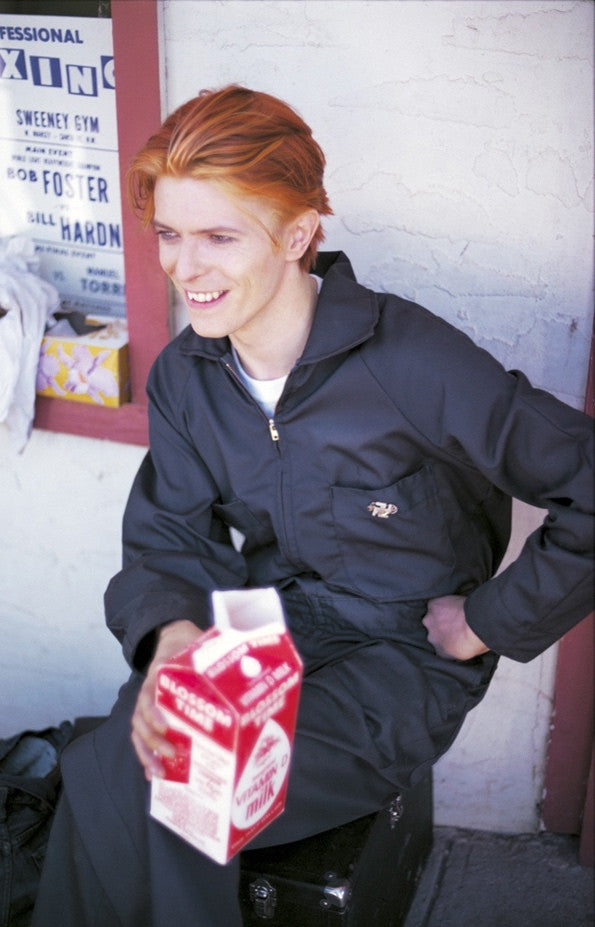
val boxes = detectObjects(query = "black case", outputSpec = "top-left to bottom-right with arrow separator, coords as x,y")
239,771 -> 432,925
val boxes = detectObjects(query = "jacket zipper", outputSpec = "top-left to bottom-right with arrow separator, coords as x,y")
224,362 -> 281,445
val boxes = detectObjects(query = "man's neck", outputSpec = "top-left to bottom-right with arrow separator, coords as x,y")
230,272 -> 318,380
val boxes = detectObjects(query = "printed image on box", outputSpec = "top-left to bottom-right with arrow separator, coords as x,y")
36,314 -> 130,407
150,588 -> 303,865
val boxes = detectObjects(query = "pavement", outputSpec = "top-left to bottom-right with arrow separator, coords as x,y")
403,826 -> 594,927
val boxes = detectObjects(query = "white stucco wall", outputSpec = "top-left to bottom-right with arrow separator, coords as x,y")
0,0 -> 592,835
0,427 -> 144,730
164,0 -> 593,410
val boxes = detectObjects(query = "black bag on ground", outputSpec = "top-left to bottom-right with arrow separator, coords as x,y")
0,722 -> 74,927
239,770 -> 433,926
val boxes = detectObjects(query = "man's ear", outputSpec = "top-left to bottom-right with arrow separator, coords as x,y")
285,209 -> 320,263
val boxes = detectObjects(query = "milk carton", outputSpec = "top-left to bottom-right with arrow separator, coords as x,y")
150,588 -> 302,864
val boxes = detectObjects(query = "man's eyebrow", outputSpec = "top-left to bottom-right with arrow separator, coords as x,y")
152,219 -> 242,234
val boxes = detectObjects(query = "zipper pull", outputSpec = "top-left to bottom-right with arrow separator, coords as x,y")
268,418 -> 280,442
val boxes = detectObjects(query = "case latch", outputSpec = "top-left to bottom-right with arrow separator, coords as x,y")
320,872 -> 352,910
249,877 -> 277,919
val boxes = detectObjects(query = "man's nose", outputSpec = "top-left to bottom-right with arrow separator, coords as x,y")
174,239 -> 208,282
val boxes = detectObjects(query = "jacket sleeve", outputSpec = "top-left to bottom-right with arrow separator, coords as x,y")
389,304 -> 594,662
461,369 -> 593,661
104,353 -> 248,671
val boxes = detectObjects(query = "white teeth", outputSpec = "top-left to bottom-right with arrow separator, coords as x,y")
187,290 -> 224,304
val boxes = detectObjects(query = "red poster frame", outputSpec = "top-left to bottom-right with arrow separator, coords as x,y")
33,0 -> 169,446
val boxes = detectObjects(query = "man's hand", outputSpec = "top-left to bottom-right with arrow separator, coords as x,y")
422,595 -> 489,661
131,619 -> 203,780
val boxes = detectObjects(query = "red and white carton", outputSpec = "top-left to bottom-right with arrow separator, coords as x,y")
150,587 -> 303,864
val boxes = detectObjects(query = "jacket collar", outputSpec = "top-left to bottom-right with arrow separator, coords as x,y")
176,251 -> 379,364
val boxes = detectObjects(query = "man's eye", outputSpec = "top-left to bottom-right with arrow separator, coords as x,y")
210,234 -> 234,244
155,229 -> 177,241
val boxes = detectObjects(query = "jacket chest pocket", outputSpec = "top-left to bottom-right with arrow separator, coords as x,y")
329,466 -> 457,601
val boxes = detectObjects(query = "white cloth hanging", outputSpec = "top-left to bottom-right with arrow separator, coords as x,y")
0,236 -> 59,452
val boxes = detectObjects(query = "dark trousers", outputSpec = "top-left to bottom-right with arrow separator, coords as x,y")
32,651 -> 407,927
32,596 -> 492,927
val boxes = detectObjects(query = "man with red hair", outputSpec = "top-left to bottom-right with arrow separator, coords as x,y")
33,86 -> 593,927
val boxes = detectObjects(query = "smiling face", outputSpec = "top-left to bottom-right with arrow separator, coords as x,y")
153,176 -> 312,352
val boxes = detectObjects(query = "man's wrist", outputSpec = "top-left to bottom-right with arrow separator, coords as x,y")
461,615 -> 489,660
462,604 -> 490,658
158,619 -> 198,641
154,619 -> 201,662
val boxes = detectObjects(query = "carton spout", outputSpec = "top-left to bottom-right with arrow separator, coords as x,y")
211,588 -> 285,633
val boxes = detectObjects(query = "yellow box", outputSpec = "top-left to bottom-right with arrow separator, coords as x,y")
36,315 -> 130,407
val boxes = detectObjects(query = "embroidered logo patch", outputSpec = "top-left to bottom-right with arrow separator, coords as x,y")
367,501 -> 398,519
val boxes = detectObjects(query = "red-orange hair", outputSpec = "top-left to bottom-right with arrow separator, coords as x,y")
127,85 -> 333,271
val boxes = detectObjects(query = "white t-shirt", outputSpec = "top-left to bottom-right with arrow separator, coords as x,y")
232,357 -> 286,418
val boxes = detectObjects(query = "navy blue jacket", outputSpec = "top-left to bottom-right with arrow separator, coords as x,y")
106,252 -> 593,677
40,252 -> 591,927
